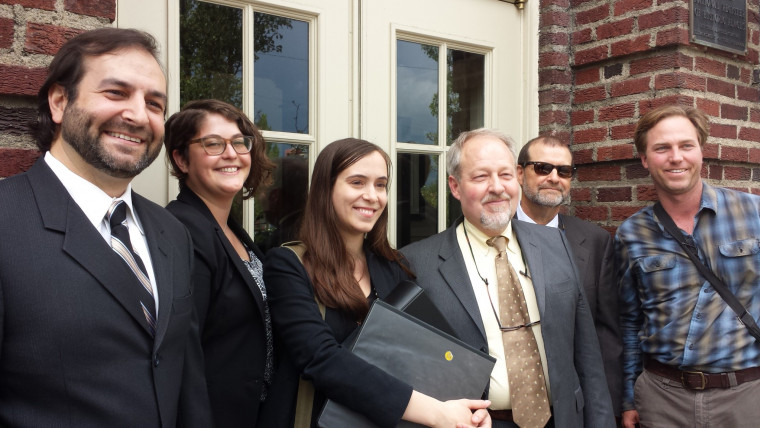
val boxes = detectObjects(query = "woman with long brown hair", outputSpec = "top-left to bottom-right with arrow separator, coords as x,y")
262,138 -> 490,427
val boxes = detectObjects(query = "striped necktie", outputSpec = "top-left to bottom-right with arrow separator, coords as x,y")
107,200 -> 157,337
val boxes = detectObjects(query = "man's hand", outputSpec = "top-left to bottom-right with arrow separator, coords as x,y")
622,410 -> 639,428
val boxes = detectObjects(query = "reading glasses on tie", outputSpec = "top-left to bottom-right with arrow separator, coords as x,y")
521,161 -> 576,179
189,136 -> 254,156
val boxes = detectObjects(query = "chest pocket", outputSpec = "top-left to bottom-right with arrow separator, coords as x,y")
719,238 -> 760,258
639,253 -> 676,273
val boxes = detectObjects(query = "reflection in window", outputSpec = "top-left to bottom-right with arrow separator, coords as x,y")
397,41 -> 438,145
179,0 -> 243,108
254,14 -> 309,134
254,143 -> 309,252
397,153 -> 438,247
447,50 -> 484,145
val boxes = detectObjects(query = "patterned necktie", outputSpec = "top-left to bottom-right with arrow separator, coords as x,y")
107,200 -> 157,337
487,235 -> 551,428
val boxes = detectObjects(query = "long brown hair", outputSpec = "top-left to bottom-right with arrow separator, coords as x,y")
299,138 -> 412,320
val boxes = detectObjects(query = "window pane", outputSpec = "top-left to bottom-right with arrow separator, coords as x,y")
254,14 -> 309,134
397,41 -> 439,145
179,0 -> 243,108
254,142 -> 309,252
447,49 -> 484,145
396,153 -> 438,247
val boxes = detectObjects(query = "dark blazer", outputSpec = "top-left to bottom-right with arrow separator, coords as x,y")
0,159 -> 211,427
401,218 -> 615,428
262,246 -> 413,428
560,214 -> 623,416
166,187 -> 269,427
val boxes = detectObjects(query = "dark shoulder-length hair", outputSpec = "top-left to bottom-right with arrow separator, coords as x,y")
35,28 -> 162,152
164,99 -> 275,199
299,138 -> 413,320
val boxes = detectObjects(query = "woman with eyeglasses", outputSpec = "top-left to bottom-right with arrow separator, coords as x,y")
164,99 -> 276,427
261,138 -> 491,428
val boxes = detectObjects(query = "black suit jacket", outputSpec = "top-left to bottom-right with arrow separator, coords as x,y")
261,246 -> 413,428
167,187 -> 269,427
401,219 -> 615,428
0,159 -> 211,427
560,214 -> 623,415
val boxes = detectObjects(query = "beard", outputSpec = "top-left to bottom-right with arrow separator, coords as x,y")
479,193 -> 513,234
60,104 -> 162,179
522,184 -> 570,208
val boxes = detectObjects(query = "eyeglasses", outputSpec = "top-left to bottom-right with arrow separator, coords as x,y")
189,136 -> 254,156
484,284 -> 541,332
522,161 -> 576,179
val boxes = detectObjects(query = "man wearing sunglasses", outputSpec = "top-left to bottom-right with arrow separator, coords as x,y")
402,128 -> 614,427
515,136 -> 622,420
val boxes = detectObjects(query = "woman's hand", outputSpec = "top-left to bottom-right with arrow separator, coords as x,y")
404,392 -> 491,427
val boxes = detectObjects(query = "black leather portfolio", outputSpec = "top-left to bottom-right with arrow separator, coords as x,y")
317,299 -> 496,428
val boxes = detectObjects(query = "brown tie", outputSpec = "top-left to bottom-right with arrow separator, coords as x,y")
487,235 -> 551,428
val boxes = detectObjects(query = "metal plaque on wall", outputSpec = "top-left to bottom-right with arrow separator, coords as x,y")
690,0 -> 747,55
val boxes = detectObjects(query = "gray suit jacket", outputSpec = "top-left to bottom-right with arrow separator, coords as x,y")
401,218 -> 614,428
560,214 -> 622,416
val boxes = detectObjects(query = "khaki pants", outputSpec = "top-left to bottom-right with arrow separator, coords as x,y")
635,368 -> 760,428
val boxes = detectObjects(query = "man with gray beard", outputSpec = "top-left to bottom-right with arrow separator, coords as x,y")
515,136 -> 622,419
401,128 -> 614,428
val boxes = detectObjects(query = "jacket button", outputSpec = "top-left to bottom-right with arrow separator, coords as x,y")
153,354 -> 160,367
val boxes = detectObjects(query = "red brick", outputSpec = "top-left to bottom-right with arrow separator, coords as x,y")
639,6 -> 689,30
574,86 -> 607,103
703,143 -> 719,160
0,65 -> 47,96
740,127 -> 760,143
696,98 -> 720,117
577,4 -> 610,26
626,162 -> 649,178
571,110 -> 595,126
540,31 -> 570,46
656,27 -> 690,47
597,18 -> 634,40
708,165 -> 722,180
752,108 -> 760,122
0,17 -> 13,50
573,149 -> 594,164
611,206 -> 641,221
706,78 -> 735,98
721,104 -> 748,121
637,185 -> 658,201
598,143 -> 635,160
0,0 -> 55,10
576,67 -> 601,85
575,45 -> 608,65
725,166 -> 752,181
599,103 -> 636,122
572,28 -> 594,45
737,86 -> 760,103
614,0 -> 653,16
0,148 -> 41,178
541,0 -> 571,7
722,146 -> 749,162
611,123 -> 637,140
539,88 -> 571,104
540,69 -> 572,86
598,187 -> 632,202
539,52 -> 571,68
630,52 -> 693,75
539,110 -> 570,126
695,57 -> 726,78
750,148 -> 760,163
654,72 -> 705,91
571,187 -> 592,202
577,164 -> 620,181
571,0 -> 596,6
639,95 -> 695,114
710,123 -> 737,139
64,0 -> 116,21
611,35 -> 651,58
0,106 -> 36,135
25,23 -> 84,56
575,206 -> 609,221
610,77 -> 650,97
575,127 -> 608,143
541,10 -> 571,28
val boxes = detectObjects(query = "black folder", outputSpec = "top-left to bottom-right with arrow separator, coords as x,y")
317,299 -> 496,428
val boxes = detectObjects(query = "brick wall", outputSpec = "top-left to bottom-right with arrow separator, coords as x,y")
0,0 -> 115,178
539,0 -> 760,233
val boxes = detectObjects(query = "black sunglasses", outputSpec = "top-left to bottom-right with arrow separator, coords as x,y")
521,161 -> 576,178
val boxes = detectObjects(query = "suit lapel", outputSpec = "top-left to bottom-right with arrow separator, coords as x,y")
29,160 -> 156,337
512,220 -> 546,315
560,215 -> 590,284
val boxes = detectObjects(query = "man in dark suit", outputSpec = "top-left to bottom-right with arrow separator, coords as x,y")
402,128 -> 614,428
514,136 -> 622,417
0,28 -> 211,426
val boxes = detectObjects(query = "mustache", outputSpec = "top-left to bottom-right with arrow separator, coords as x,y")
481,193 -> 511,204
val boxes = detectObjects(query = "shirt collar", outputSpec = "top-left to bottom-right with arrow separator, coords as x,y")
462,218 -> 518,255
516,203 -> 559,228
699,182 -> 718,215
44,152 -> 143,234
